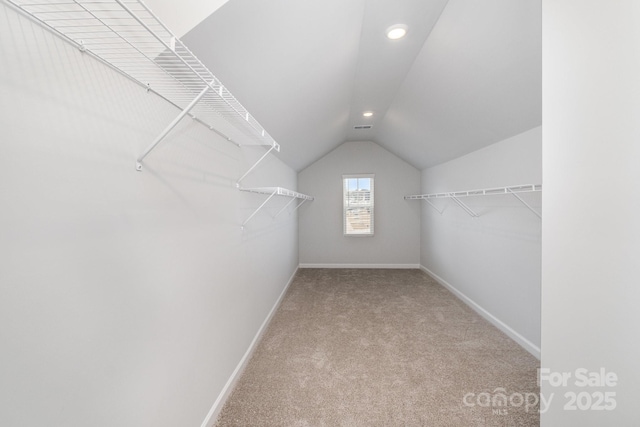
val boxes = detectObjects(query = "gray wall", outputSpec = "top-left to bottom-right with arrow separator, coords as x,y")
542,1 -> 640,424
298,141 -> 420,267
0,6 -> 298,427
421,127 -> 542,356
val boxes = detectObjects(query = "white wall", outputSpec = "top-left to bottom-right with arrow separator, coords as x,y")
298,141 -> 420,267
143,0 -> 230,38
542,1 -> 640,425
0,6 -> 298,427
421,127 -> 541,356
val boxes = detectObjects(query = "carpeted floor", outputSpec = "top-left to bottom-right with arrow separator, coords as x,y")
215,269 -> 539,426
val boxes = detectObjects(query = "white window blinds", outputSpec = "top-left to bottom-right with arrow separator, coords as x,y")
343,174 -> 374,236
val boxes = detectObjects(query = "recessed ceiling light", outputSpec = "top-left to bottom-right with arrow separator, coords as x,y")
386,24 -> 407,40
363,112 -> 373,117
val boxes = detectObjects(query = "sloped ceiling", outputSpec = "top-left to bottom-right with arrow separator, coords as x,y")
143,0 -> 230,38
182,0 -> 541,171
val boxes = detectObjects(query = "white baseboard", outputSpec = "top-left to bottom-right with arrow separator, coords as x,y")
420,265 -> 541,360
299,263 -> 420,269
200,267 -> 299,427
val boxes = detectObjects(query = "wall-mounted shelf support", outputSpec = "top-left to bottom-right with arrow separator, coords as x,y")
242,189 -> 278,228
507,188 -> 542,219
275,197 -> 296,217
424,199 -> 444,215
136,84 -> 211,171
240,187 -> 313,228
450,196 -> 479,217
275,197 -> 309,218
405,184 -> 541,218
236,144 -> 280,187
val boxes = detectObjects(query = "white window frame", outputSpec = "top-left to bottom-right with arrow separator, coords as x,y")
343,174 -> 374,237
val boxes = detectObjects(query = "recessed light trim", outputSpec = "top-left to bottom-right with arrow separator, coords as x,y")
363,111 -> 373,117
386,24 -> 408,40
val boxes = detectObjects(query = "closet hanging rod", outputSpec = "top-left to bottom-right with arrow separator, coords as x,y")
5,0 -> 281,169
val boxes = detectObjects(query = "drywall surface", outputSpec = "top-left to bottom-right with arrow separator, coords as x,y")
421,127 -> 541,354
542,1 -> 640,425
0,6 -> 298,427
143,0 -> 229,38
298,141 -> 420,267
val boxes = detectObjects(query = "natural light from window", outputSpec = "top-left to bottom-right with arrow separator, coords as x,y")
343,174 -> 374,236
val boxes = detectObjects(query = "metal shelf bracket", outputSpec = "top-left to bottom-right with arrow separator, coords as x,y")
405,195 -> 445,215
236,144 -> 280,187
274,197 -> 297,218
507,188 -> 542,219
450,196 -> 479,217
136,84 -> 211,171
240,187 -> 313,229
275,198 -> 308,218
424,199 -> 444,215
242,188 -> 278,229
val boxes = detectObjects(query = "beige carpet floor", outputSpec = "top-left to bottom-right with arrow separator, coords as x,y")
215,269 -> 539,426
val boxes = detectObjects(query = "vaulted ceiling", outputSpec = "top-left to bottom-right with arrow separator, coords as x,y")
178,0 -> 541,171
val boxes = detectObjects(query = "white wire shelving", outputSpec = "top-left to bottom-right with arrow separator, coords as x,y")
239,187 -> 314,228
405,184 -> 542,218
5,0 -> 280,170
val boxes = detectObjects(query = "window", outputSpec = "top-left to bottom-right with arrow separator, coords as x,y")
343,174 -> 374,236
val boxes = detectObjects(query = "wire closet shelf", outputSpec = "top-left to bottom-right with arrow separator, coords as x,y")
6,0 -> 280,169
405,184 -> 542,218
239,187 -> 314,228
